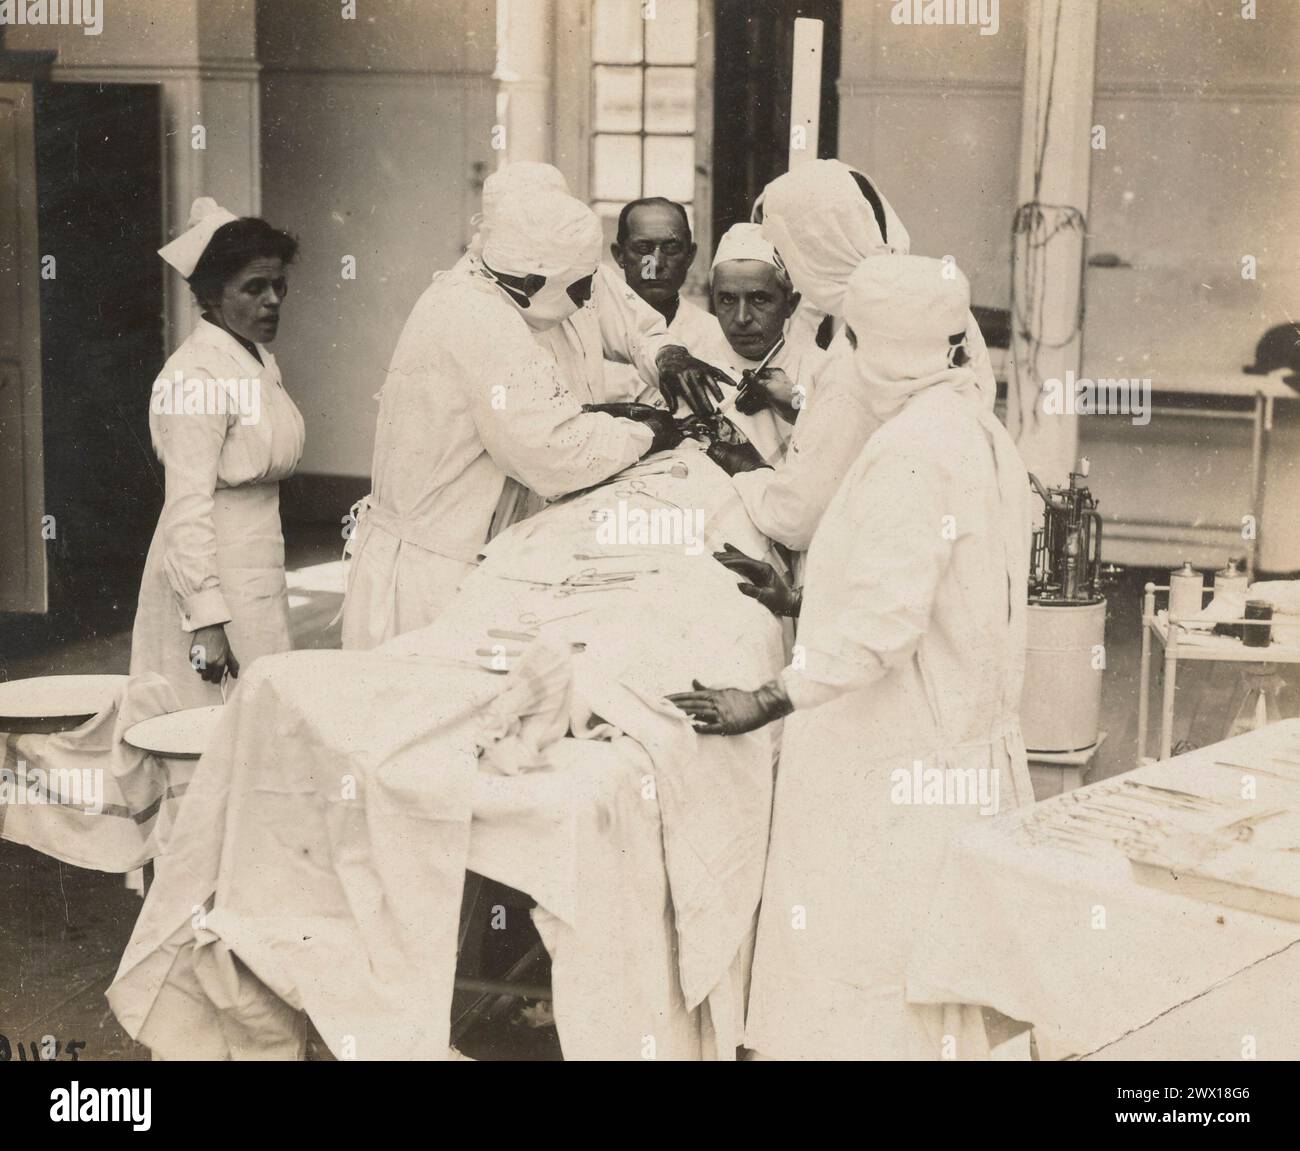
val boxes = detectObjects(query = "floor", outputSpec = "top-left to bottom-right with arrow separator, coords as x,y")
1,542 -> 1292,1060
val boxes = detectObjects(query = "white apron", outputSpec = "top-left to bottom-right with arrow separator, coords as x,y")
745,383 -> 1034,1060
129,319 -> 305,709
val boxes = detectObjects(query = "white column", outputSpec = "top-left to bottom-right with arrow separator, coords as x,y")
1007,0 -> 1100,485
494,0 -> 555,166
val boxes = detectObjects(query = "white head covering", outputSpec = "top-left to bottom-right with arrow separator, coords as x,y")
482,189 -> 603,329
759,160 -> 910,317
710,221 -> 781,273
844,254 -> 976,422
469,162 -> 570,257
158,197 -> 239,278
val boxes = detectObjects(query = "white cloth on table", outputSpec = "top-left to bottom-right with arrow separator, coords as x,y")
130,318 -> 304,709
108,639 -> 572,1061
339,269 -> 652,650
1,673 -> 190,873
109,445 -> 784,1060
908,721 -> 1300,1061
746,347 -> 1034,1058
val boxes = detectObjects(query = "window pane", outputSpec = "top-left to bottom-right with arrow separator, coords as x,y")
593,134 -> 643,201
645,0 -> 698,64
592,0 -> 643,64
643,135 -> 694,202
593,65 -> 642,132
644,66 -> 694,133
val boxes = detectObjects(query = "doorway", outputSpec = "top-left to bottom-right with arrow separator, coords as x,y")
711,0 -> 842,245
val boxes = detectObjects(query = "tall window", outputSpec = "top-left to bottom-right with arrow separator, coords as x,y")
590,0 -> 699,227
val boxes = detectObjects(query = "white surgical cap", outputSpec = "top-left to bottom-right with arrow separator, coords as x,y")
710,222 -> 780,272
844,254 -> 976,421
470,162 -> 570,256
158,197 -> 238,278
482,189 -> 602,280
760,160 -> 910,317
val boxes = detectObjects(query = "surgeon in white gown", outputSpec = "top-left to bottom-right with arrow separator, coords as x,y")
341,190 -> 680,650
669,255 -> 1034,1060
443,163 -> 729,529
715,160 -> 998,554
131,199 -> 306,708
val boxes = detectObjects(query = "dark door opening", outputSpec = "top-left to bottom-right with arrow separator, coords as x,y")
711,0 -> 842,246
33,81 -> 164,639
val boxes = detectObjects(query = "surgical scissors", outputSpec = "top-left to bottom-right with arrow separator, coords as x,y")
562,566 -> 656,586
612,478 -> 686,512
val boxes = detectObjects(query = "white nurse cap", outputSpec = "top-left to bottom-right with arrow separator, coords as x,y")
158,197 -> 239,278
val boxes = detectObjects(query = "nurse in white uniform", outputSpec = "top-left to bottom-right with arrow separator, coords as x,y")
669,256 -> 1034,1060
130,198 -> 306,708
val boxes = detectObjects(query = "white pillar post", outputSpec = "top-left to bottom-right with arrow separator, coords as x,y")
1007,0 -> 1100,486
495,0 -> 555,167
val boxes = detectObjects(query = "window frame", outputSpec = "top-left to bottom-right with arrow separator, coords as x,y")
555,0 -> 713,299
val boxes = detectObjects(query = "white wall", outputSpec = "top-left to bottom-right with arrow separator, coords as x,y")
838,0 -> 1300,570
257,0 -> 497,479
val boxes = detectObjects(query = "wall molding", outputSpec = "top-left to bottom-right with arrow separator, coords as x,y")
50,59 -> 261,82
840,75 -> 1300,102
259,66 -> 492,84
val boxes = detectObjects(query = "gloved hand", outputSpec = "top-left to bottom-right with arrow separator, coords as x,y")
714,543 -> 801,617
706,438 -> 771,475
665,678 -> 794,736
655,344 -> 729,417
583,401 -> 683,455
738,367 -> 800,421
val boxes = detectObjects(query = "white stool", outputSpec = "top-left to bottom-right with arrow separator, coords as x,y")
0,673 -> 128,734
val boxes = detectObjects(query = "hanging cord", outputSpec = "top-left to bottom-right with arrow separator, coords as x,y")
1008,1 -> 1088,439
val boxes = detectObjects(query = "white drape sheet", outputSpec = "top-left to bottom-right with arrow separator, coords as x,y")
107,443 -> 785,1060
906,720 -> 1300,1060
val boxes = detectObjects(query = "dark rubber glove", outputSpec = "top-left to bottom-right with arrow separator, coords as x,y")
714,543 -> 801,617
739,367 -> 800,421
665,678 -> 794,736
583,402 -> 683,455
706,438 -> 771,475
655,345 -> 728,417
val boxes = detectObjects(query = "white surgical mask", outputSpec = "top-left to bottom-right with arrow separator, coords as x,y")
489,262 -> 596,330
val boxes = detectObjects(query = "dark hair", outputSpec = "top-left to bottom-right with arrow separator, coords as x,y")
849,170 -> 889,243
615,197 -> 692,246
188,217 -> 299,306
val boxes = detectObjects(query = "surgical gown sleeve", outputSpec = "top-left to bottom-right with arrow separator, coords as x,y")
469,330 -> 653,501
152,384 -> 235,631
731,350 -> 880,550
780,439 -> 952,712
594,264 -> 676,386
